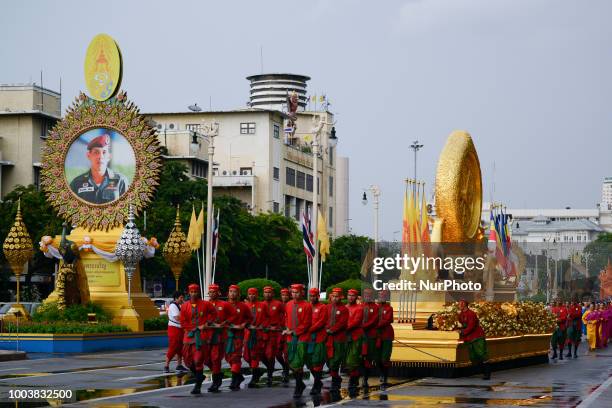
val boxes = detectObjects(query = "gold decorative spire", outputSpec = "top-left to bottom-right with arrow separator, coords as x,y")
162,205 -> 191,290
2,199 -> 34,317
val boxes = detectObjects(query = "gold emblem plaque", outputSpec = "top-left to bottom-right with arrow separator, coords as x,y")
84,34 -> 122,101
434,130 -> 483,242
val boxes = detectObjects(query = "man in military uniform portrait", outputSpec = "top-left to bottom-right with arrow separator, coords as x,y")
68,133 -> 128,204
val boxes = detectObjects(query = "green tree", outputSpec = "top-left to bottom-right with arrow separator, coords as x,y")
320,235 -> 373,290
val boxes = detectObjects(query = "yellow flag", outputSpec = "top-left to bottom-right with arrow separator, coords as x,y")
420,186 -> 430,243
317,209 -> 330,262
402,189 -> 410,247
196,205 -> 205,247
187,205 -> 199,251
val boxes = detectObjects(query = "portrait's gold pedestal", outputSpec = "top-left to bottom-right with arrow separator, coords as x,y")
45,227 -> 158,331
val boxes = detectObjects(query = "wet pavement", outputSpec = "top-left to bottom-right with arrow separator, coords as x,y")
0,343 -> 609,407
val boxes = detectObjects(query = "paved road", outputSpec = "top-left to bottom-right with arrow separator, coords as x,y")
0,343 -> 610,407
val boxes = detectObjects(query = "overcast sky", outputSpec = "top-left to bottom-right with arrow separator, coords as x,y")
2,0 -> 611,240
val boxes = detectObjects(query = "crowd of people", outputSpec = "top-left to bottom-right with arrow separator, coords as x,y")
548,300 -> 611,359
164,283 -> 395,398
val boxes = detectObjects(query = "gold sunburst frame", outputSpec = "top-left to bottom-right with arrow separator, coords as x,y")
41,91 -> 162,230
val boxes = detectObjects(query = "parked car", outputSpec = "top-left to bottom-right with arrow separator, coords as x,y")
0,302 -> 41,318
151,298 -> 173,315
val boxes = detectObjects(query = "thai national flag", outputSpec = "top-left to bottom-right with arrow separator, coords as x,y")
302,210 -> 315,260
212,208 -> 220,260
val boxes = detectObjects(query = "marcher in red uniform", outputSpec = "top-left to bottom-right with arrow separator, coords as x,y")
345,288 -> 365,394
458,299 -> 490,380
164,291 -> 188,373
263,286 -> 286,386
244,287 -> 270,388
205,284 -> 235,393
551,300 -> 569,360
306,287 -> 329,395
566,301 -> 582,359
377,289 -> 394,389
226,284 -> 253,390
283,284 -> 313,398
325,287 -> 349,392
180,284 -> 217,394
361,288 -> 379,388
277,287 -> 291,383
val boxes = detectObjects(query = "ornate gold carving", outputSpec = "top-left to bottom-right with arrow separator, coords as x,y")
40,92 -> 162,231
162,207 -> 191,288
2,200 -> 34,317
434,130 -> 483,242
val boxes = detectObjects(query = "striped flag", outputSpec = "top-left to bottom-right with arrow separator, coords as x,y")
212,208 -> 220,260
302,210 -> 316,259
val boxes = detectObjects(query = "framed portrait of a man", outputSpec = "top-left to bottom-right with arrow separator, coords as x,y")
65,128 -> 136,205
41,92 -> 161,231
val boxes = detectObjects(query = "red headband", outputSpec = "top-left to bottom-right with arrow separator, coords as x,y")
188,284 -> 200,292
309,287 -> 320,295
263,286 -> 274,293
229,284 -> 240,292
347,289 -> 359,296
247,288 -> 258,295
208,284 -> 220,292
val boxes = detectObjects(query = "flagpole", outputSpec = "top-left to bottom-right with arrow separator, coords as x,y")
212,256 -> 217,284
196,244 -> 203,298
200,202 -> 205,296
319,255 -> 323,292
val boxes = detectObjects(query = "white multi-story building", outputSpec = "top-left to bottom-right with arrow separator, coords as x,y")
602,177 -> 612,210
0,83 -> 61,198
145,73 -> 350,237
482,201 -> 612,233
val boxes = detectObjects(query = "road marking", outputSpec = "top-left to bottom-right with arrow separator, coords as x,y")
0,367 -> 27,372
64,375 -> 252,406
576,375 -> 612,408
0,362 -> 164,382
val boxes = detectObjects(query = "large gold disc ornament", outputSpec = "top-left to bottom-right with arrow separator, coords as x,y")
84,34 -> 122,101
435,130 -> 482,242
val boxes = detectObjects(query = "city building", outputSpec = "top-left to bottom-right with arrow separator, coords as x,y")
145,73 -> 350,237
0,83 -> 61,198
482,200 -> 612,233
602,177 -> 612,210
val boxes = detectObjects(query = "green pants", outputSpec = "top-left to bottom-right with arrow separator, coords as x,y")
567,322 -> 581,343
365,336 -> 379,363
467,337 -> 488,364
327,341 -> 347,371
345,337 -> 363,371
288,340 -> 308,371
306,341 -> 326,370
379,339 -> 393,364
551,327 -> 566,347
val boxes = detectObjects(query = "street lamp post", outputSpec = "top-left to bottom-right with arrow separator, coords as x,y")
410,140 -> 424,183
309,116 -> 337,290
201,120 -> 219,298
362,185 -> 381,256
